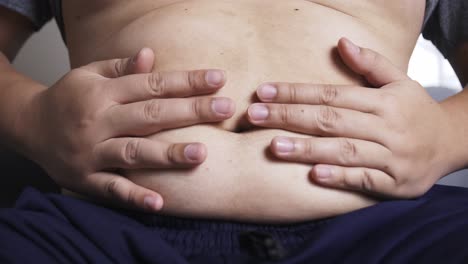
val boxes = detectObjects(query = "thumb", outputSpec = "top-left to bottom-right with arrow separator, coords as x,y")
84,47 -> 155,78
337,38 -> 409,87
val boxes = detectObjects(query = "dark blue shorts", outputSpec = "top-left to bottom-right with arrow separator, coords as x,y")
1,185 -> 468,264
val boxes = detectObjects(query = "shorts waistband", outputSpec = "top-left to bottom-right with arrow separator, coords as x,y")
127,213 -> 332,257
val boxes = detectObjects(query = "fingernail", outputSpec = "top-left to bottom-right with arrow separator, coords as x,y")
275,137 -> 294,153
315,166 -> 332,180
144,196 -> 162,211
184,144 -> 202,161
205,70 -> 224,87
257,84 -> 277,101
346,39 -> 360,55
212,98 -> 233,115
248,104 -> 269,121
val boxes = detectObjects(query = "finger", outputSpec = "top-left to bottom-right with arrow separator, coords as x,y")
256,83 -> 379,113
94,138 -> 207,170
309,165 -> 402,199
105,97 -> 235,137
248,103 -> 385,142
270,136 -> 391,171
128,48 -> 155,74
109,69 -> 227,104
337,38 -> 409,87
86,171 -> 164,212
83,47 -> 155,78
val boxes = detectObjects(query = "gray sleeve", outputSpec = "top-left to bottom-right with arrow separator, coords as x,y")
422,0 -> 468,59
0,0 -> 52,31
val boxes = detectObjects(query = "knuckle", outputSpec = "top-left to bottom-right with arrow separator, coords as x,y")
279,105 -> 293,125
187,71 -> 200,90
319,84 -> 338,105
316,106 -> 339,132
192,98 -> 206,120
340,173 -> 353,188
105,178 -> 124,197
288,83 -> 298,102
122,139 -> 141,166
106,178 -> 136,205
360,169 -> 375,192
143,100 -> 162,122
147,72 -> 165,97
106,179 -> 118,195
303,140 -> 315,160
114,59 -> 125,76
166,144 -> 179,165
125,188 -> 138,206
339,138 -> 358,163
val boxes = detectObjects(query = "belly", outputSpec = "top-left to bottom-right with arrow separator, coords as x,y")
126,126 -> 376,223
64,0 -> 417,223
69,0 -> 408,131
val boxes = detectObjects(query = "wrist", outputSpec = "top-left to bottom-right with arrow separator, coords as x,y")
0,57 -> 49,166
11,82 -> 47,160
439,94 -> 468,173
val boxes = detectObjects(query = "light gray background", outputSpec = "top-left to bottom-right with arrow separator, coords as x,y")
12,21 -> 468,188
14,21 -> 69,86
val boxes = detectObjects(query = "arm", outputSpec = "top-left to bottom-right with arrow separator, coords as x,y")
0,6 -> 46,154
438,42 -> 468,171
0,6 -> 33,60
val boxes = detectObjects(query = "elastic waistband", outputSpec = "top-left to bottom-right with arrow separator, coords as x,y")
127,212 -> 332,257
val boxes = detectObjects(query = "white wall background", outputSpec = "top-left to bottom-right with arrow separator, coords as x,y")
13,21 -> 468,187
13,21 -> 69,86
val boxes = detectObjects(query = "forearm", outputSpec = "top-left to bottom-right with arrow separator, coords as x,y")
439,84 -> 468,172
0,52 -> 46,156
438,41 -> 468,172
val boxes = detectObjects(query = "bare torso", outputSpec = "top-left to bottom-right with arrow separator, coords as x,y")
62,0 -> 425,223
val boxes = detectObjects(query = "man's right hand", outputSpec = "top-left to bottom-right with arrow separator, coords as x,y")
16,48 -> 235,212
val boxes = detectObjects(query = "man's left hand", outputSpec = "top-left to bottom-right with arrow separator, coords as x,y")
247,38 -> 458,199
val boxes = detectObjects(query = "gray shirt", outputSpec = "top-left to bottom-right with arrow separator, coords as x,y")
0,0 -> 63,38
0,0 -> 467,59
424,0 -> 468,59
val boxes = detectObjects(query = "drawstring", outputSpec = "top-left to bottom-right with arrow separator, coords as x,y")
239,231 -> 287,262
